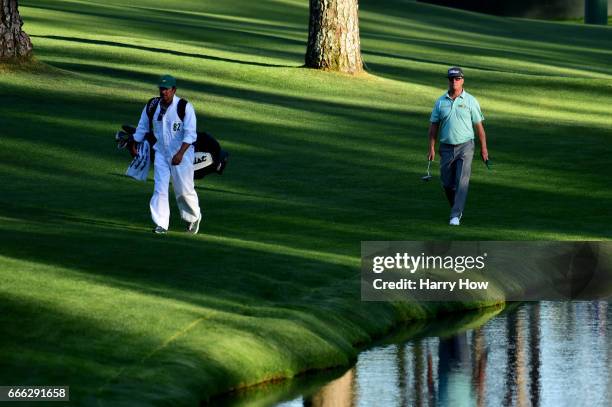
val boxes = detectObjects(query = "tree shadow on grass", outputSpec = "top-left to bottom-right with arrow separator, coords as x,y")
30,60 -> 415,132
31,35 -> 298,69
3,104 -> 611,243
4,62 -> 611,242
363,47 -> 612,80
358,0 -> 612,83
4,38 -> 611,236
2,289 -> 367,406
0,184 -> 607,406
0,294 -> 234,406
0,215 -> 354,307
0,219 -> 416,404
361,0 -> 612,51
364,55 -> 612,95
27,0 -> 308,36
26,0 -> 307,65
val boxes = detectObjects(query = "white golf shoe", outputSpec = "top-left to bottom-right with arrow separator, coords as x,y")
449,216 -> 461,226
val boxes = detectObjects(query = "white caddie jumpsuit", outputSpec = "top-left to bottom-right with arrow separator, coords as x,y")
133,95 -> 200,230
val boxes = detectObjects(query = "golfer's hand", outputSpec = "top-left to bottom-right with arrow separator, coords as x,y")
428,149 -> 435,162
481,148 -> 489,162
171,152 -> 184,165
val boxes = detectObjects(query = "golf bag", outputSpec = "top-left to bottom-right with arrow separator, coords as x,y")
192,131 -> 229,179
115,97 -> 228,180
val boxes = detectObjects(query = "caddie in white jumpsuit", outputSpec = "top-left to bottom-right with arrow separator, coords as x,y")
133,74 -> 201,234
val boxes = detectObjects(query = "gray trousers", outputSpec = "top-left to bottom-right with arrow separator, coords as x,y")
439,140 -> 474,218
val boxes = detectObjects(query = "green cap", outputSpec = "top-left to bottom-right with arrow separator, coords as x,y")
158,74 -> 176,89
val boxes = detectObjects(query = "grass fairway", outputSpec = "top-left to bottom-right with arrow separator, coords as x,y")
1,0 -> 611,405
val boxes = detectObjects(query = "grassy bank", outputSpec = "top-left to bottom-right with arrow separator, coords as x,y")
215,304 -> 505,406
1,0 -> 611,405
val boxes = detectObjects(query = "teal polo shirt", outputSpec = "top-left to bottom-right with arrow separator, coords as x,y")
430,90 -> 484,145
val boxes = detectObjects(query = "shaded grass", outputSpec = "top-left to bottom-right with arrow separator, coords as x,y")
1,0 -> 611,405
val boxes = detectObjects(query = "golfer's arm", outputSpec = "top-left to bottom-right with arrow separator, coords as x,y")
474,121 -> 487,151
428,122 -> 439,152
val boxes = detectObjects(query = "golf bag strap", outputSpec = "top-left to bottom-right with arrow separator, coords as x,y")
146,97 -> 188,123
144,97 -> 188,144
146,97 -> 160,134
177,98 -> 187,122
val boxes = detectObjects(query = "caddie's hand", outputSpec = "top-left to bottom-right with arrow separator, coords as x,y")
481,148 -> 489,162
172,152 -> 184,166
428,148 -> 435,162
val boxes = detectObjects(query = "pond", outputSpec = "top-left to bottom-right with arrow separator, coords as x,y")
215,301 -> 612,407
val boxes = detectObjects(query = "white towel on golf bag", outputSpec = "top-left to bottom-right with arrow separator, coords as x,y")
126,144 -> 214,182
126,140 -> 151,182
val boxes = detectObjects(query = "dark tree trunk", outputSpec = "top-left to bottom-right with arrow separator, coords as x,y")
1,0 -> 33,59
585,0 -> 608,25
305,0 -> 363,74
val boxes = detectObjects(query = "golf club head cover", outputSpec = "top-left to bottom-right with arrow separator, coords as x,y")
122,124 -> 137,135
115,130 -> 130,149
122,124 -> 156,147
115,131 -> 137,157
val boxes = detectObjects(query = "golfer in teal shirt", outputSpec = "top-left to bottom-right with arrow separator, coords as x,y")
427,67 -> 489,226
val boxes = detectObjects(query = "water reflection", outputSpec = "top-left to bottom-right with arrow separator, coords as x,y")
303,368 -> 355,407
215,302 -> 612,407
